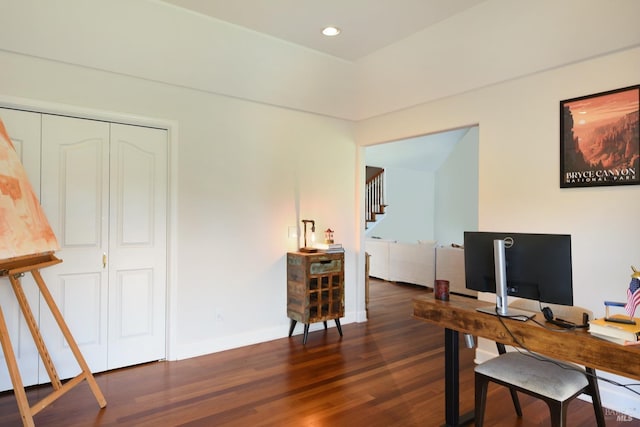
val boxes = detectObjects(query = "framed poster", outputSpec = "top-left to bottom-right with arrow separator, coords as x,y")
560,84 -> 639,188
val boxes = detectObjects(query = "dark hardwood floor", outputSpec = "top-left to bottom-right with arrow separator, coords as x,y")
0,279 -> 637,426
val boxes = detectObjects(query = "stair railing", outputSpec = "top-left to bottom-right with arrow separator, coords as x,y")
366,169 -> 385,222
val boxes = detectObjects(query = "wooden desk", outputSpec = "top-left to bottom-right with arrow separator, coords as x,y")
413,294 -> 640,426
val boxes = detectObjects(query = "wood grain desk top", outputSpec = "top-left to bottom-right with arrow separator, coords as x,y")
413,294 -> 640,381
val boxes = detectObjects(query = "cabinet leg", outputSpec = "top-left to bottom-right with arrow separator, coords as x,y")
323,321 -> 327,329
335,319 -> 343,336
303,324 -> 310,344
288,319 -> 297,337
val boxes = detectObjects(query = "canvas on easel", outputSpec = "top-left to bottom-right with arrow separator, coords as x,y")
0,119 -> 59,259
0,117 -> 106,426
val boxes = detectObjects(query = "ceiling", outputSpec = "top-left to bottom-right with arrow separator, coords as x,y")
365,128 -> 472,172
160,0 -> 487,61
158,1 -> 483,168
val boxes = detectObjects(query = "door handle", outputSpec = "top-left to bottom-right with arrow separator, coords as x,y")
103,253 -> 107,269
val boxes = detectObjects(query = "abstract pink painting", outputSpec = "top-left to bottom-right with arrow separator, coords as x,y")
0,118 -> 59,260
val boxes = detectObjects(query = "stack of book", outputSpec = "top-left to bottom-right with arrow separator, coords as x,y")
589,314 -> 640,345
314,242 -> 344,253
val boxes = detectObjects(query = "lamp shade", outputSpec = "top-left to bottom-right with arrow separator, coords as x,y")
0,117 -> 59,260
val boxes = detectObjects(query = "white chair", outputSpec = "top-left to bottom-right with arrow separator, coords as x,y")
474,302 -> 605,427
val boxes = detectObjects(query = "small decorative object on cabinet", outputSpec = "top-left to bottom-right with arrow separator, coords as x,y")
324,228 -> 334,243
287,251 -> 344,344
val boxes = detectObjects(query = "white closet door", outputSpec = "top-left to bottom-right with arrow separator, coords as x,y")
1,110 -> 168,386
0,108 -> 42,391
107,123 -> 167,368
40,115 -> 110,378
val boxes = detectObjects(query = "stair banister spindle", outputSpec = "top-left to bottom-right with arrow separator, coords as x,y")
365,169 -> 386,228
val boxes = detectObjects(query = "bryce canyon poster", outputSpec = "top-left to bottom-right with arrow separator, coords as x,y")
560,85 -> 639,188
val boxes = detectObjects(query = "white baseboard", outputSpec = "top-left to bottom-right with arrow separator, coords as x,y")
174,311 -> 359,361
594,371 -> 639,419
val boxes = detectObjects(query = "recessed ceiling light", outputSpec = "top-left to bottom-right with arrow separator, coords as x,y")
322,26 -> 341,37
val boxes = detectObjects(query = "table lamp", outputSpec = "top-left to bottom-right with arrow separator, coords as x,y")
300,219 -> 317,253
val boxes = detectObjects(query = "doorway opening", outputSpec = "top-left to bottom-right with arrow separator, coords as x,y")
363,126 -> 479,302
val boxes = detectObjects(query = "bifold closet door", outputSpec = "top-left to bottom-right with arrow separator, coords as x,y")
40,115 -> 110,378
107,123 -> 167,369
39,115 -> 168,380
0,108 -> 43,391
0,110 -> 167,385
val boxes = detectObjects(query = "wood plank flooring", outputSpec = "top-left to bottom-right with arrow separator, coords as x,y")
0,279 -> 637,426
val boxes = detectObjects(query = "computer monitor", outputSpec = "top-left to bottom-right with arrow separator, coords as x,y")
464,231 -> 573,317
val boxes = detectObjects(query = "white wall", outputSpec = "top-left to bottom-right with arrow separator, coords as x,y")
4,0 -> 638,122
366,127 -> 478,247
366,167 -> 435,243
0,0 -> 357,120
357,47 -> 640,418
0,49 -> 361,358
354,0 -> 640,119
434,127 -> 479,246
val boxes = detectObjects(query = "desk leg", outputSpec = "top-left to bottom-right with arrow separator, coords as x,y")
444,328 -> 474,427
444,328 -> 459,426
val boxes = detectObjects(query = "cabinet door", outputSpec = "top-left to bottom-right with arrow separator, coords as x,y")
107,123 -> 167,368
40,114 -> 110,378
0,108 -> 42,391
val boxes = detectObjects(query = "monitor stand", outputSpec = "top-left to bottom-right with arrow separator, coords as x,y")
476,239 -> 535,321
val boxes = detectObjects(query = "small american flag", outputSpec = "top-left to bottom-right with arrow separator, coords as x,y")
625,277 -> 640,318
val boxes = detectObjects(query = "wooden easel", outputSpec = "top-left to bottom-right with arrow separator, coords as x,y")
0,252 -> 106,426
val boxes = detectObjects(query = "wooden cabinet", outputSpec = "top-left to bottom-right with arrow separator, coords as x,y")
287,251 -> 344,344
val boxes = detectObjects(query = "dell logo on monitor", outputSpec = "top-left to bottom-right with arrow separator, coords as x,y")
504,236 -> 514,248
